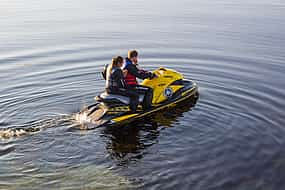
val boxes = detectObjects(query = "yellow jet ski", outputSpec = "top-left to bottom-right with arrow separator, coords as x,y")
76,67 -> 199,129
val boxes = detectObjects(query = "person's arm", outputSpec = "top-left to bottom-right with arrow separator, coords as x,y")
126,64 -> 153,79
114,69 -> 127,88
122,69 -> 128,77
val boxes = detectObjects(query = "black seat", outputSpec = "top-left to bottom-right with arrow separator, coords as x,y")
95,92 -> 144,105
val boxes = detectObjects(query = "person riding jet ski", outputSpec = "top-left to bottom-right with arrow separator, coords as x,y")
105,56 -> 139,113
123,50 -> 156,110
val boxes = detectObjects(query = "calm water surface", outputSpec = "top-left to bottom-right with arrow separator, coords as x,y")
1,0 -> 285,189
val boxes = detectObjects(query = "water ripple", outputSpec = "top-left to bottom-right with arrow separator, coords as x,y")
1,0 -> 285,189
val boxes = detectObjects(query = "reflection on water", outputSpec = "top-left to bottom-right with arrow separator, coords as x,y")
103,98 -> 198,165
104,123 -> 159,165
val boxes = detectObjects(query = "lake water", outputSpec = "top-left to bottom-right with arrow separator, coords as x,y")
1,0 -> 285,189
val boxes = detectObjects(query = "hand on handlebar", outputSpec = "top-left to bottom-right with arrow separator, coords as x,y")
149,73 -> 158,79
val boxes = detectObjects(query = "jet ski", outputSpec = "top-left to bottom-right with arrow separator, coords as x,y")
76,67 -> 199,129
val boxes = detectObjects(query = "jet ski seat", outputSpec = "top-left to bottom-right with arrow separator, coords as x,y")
95,92 -> 144,105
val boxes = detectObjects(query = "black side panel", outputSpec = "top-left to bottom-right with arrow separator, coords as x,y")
171,80 -> 195,99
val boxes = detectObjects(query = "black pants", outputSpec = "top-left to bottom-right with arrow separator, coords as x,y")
106,88 -> 139,113
129,85 -> 153,110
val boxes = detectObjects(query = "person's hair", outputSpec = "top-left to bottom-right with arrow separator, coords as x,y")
128,50 -> 138,59
116,56 -> 123,65
107,56 -> 123,78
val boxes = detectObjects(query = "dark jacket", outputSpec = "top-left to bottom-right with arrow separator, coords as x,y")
106,67 -> 126,90
124,58 -> 153,85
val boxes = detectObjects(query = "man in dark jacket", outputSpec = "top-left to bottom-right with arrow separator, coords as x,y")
123,50 -> 156,110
